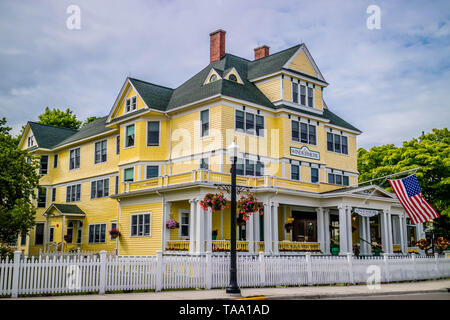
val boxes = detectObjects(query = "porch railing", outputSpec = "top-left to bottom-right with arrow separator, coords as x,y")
279,241 -> 320,252
123,169 -> 337,194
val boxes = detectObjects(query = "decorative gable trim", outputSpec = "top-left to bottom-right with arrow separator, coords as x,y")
223,67 -> 244,84
282,44 -> 326,83
203,68 -> 222,85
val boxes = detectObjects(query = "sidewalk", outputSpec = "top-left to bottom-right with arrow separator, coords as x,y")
9,279 -> 450,300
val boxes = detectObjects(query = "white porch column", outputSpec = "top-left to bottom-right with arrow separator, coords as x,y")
44,216 -> 49,253
338,204 -> 347,255
401,213 -> 407,254
246,212 -> 254,253
196,200 -> 205,253
323,209 -> 330,254
383,209 -> 393,254
381,210 -> 387,253
359,215 -> 365,255
366,216 -> 372,254
205,207 -> 212,252
272,202 -> 279,254
263,200 -> 272,254
346,206 -> 353,254
220,209 -> 224,240
61,215 -> 66,253
163,201 -> 172,252
254,210 -> 260,252
189,199 -> 197,254
416,223 -> 425,240
316,207 -> 325,253
282,205 -> 287,241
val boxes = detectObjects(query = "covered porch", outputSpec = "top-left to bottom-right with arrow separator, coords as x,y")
43,203 -> 86,253
162,185 -> 422,255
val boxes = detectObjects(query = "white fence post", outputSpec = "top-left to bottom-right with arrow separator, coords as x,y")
155,251 -> 163,292
305,252 -> 312,286
383,253 -> 390,283
434,252 -> 439,278
205,251 -> 212,290
259,252 -> 265,287
11,251 -> 21,298
99,250 -> 107,294
347,253 -> 354,284
411,253 -> 417,280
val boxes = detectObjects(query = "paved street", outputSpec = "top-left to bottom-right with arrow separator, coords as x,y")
323,292 -> 450,300
6,279 -> 450,300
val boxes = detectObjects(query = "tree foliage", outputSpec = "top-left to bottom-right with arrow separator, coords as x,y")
83,116 -> 98,126
358,128 -> 450,236
0,118 -> 41,244
38,107 -> 82,130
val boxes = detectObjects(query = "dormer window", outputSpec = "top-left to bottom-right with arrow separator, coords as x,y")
228,74 -> 237,82
209,74 -> 218,82
126,96 -> 137,113
27,136 -> 34,147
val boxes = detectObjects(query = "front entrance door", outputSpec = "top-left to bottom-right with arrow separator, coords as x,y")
292,211 -> 317,242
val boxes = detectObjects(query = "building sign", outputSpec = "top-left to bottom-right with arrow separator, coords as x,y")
290,146 -> 320,160
354,208 -> 379,217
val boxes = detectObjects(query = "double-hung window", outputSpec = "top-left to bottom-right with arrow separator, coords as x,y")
328,173 -> 349,186
125,124 -> 135,148
200,109 -> 209,137
291,164 -> 300,180
88,223 -> 106,243
37,188 -> 46,208
94,140 -> 107,164
311,167 -> 319,183
66,184 -> 81,202
125,96 -> 137,113
53,154 -> 58,168
91,178 -> 109,199
236,158 -> 263,176
51,187 -> 56,202
69,148 -> 80,170
300,84 -> 306,105
147,121 -> 160,146
200,158 -> 209,170
236,110 -> 264,136
146,165 -> 159,179
327,131 -> 349,155
179,212 -> 189,238
116,136 -> 120,154
27,136 -> 34,147
131,213 -> 151,237
307,87 -> 313,107
124,168 -> 134,182
40,155 -> 48,174
292,82 -> 299,103
292,121 -> 316,145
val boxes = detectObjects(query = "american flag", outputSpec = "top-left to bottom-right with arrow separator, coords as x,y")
388,174 -> 439,224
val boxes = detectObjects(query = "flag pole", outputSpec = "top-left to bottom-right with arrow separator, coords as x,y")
350,167 -> 421,188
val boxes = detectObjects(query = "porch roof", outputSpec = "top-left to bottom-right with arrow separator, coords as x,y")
44,203 -> 86,218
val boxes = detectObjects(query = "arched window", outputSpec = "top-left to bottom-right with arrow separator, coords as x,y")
209,74 -> 217,82
228,74 -> 237,82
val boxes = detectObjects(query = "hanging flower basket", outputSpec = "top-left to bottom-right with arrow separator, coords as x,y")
200,193 -> 228,212
109,228 -> 120,239
64,234 -> 72,242
415,238 -> 430,251
284,217 -> 294,231
237,192 -> 264,222
434,237 -> 450,253
166,219 -> 180,230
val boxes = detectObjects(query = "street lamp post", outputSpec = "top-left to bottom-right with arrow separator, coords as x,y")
226,141 -> 241,294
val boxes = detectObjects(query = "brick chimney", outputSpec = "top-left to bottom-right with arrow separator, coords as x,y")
254,45 -> 270,60
210,29 -> 226,63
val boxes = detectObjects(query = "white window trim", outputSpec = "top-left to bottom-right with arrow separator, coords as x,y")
66,183 -> 81,203
178,209 -> 190,239
88,223 -> 107,244
199,109 -> 210,139
48,226 -> 55,243
94,139 -> 108,165
90,178 -> 110,199
125,96 -> 137,114
146,120 -> 161,146
124,123 -> 136,149
290,119 -> 317,146
123,167 -> 135,182
145,165 -> 160,179
290,163 -> 301,181
234,109 -> 265,137
326,131 -> 350,156
68,147 -> 81,171
310,167 -> 319,184
130,212 -> 152,237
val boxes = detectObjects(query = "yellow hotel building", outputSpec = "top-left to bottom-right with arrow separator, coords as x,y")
17,30 -> 423,256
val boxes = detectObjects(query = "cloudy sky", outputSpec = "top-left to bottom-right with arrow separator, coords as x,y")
0,0 -> 448,149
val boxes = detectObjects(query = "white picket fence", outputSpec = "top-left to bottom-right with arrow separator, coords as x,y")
1,251 -> 449,298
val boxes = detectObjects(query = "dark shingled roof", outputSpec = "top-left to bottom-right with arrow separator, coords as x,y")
28,122 -> 78,149
129,78 -> 173,112
47,203 -> 85,215
53,116 -> 111,148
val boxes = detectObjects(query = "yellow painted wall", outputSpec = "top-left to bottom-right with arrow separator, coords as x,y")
256,78 -> 281,101
288,50 -> 317,76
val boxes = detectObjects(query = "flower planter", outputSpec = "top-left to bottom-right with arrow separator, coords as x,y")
373,247 -> 381,256
331,247 -> 339,256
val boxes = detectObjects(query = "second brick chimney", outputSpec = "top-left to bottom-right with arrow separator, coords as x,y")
254,45 -> 270,60
210,29 -> 226,63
